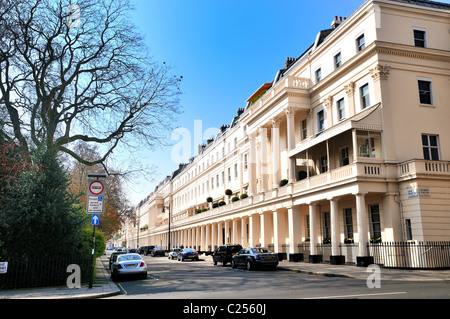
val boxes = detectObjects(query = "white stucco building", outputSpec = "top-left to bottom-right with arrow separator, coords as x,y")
124,0 -> 450,268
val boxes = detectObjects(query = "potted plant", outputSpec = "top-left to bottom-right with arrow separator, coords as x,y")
240,193 -> 248,200
344,237 -> 354,244
279,179 -> 289,187
322,238 -> 331,244
231,196 -> 240,202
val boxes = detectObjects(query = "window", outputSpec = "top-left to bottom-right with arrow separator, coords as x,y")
211,178 -> 214,190
344,208 -> 353,239
356,34 -> 366,51
244,154 -> 248,170
334,52 -> 342,69
405,219 -> 413,241
418,80 -> 432,105
336,98 -> 345,121
306,215 -> 310,240
228,167 -> 231,182
315,68 -> 322,82
323,212 -> 331,242
217,174 -> 220,187
234,163 -> 238,179
301,119 -> 307,140
360,83 -> 370,109
413,29 -> 426,48
422,134 -> 440,160
341,146 -> 349,166
317,110 -> 325,132
357,131 -> 381,158
320,155 -> 328,173
369,204 -> 381,240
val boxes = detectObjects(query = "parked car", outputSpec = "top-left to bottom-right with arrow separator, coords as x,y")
212,244 -> 243,266
231,247 -> 279,270
168,248 -> 182,259
108,251 -> 127,269
111,253 -> 147,280
177,248 -> 199,261
144,245 -> 155,256
151,247 -> 165,257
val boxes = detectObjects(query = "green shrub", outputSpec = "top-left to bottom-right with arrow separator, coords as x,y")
240,193 -> 248,199
280,179 -> 289,187
231,196 -> 240,202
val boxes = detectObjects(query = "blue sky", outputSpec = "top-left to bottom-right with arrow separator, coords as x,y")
124,0 -> 377,205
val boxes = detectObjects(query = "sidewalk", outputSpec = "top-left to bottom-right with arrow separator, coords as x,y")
1,254 -> 449,299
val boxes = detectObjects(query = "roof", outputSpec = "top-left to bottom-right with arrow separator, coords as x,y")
389,0 -> 450,10
246,83 -> 273,103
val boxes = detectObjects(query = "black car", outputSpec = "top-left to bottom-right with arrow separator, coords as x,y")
151,247 -> 165,257
144,245 -> 155,256
231,247 -> 278,270
212,244 -> 242,266
108,251 -> 127,269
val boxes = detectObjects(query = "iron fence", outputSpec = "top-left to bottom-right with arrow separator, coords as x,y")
369,241 -> 450,269
0,257 -> 91,290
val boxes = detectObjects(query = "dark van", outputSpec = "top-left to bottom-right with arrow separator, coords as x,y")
213,244 -> 243,266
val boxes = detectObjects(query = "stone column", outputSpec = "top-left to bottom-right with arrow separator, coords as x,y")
248,133 -> 257,196
259,211 -> 273,248
205,224 -> 211,253
260,127 -> 268,192
249,214 -> 260,247
355,192 -> 373,267
272,118 -> 280,188
286,107 -> 296,183
287,206 -> 302,261
273,209 -> 286,257
330,197 -> 345,264
309,203 -> 322,263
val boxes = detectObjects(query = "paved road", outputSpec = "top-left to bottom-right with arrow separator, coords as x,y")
107,255 -> 450,300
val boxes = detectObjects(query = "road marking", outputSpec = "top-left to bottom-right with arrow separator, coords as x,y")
116,283 -> 127,295
303,291 -> 407,299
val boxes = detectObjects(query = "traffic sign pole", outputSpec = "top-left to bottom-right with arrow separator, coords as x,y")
87,174 -> 106,289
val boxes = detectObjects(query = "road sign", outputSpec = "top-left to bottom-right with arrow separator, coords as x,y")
87,196 -> 104,214
88,179 -> 104,196
91,214 -> 100,226
0,262 -> 8,274
87,179 -> 105,214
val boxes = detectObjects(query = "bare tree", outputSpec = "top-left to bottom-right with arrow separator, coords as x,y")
0,0 -> 182,175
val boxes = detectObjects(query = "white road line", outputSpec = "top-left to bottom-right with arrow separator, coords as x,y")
302,291 -> 407,299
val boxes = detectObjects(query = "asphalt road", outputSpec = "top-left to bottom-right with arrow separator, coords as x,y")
106,254 -> 450,300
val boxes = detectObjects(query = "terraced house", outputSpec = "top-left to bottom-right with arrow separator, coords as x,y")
123,0 -> 450,268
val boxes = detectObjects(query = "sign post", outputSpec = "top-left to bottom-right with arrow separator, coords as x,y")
87,174 -> 106,289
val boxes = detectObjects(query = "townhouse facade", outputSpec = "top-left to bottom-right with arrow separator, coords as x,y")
123,0 -> 450,267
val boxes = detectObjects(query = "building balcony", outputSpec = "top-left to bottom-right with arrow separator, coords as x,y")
169,159 -> 450,229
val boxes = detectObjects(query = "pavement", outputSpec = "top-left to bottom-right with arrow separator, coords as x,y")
1,254 -> 449,299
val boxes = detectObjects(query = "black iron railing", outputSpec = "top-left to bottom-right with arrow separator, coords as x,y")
0,257 -> 91,290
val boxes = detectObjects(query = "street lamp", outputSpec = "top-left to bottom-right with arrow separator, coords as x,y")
162,203 -> 171,250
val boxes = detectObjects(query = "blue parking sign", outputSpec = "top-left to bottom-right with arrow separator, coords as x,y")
91,214 -> 100,226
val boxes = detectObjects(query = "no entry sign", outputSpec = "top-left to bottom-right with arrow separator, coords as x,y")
88,180 -> 104,196
87,178 -> 105,214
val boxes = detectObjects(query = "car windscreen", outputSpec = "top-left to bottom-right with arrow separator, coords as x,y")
118,255 -> 142,262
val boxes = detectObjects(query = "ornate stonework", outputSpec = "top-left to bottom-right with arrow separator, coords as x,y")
370,64 -> 391,81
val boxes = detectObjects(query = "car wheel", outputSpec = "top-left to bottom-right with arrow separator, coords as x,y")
231,260 -> 237,269
213,259 -> 217,266
246,260 -> 253,271
221,258 -> 227,267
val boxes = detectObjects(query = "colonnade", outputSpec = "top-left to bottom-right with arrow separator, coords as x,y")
149,192 -> 401,265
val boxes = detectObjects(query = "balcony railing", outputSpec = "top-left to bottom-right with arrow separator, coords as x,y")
166,160 -> 449,229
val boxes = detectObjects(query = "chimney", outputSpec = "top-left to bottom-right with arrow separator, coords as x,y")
207,138 -> 214,145
237,108 -> 244,117
284,57 -> 296,70
332,16 -> 345,28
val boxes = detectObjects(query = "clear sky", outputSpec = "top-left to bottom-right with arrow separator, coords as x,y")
124,0 -> 447,206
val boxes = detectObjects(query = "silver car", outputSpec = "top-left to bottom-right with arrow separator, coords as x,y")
111,253 -> 147,280
168,248 -> 182,259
